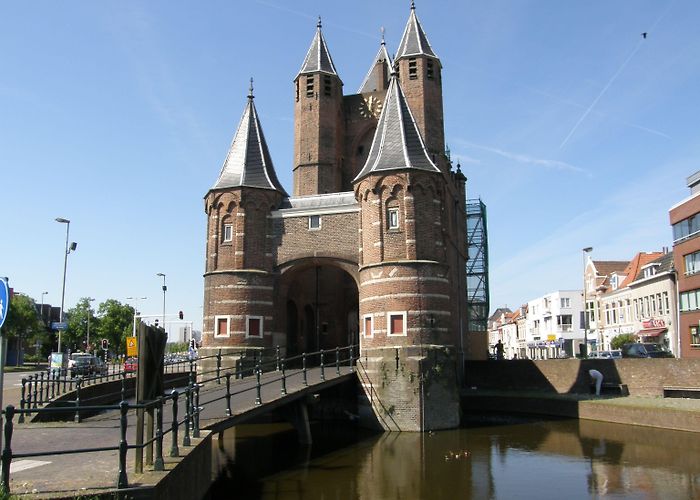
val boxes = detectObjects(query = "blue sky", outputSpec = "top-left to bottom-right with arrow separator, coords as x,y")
2,0 -> 698,331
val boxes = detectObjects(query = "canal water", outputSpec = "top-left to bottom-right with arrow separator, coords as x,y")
208,415 -> 700,499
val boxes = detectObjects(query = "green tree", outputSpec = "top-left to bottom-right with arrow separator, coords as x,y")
65,297 -> 98,353
95,300 -> 135,355
2,294 -> 42,339
611,333 -> 637,350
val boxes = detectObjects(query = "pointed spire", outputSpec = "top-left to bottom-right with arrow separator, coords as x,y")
212,82 -> 287,195
353,74 -> 439,182
297,16 -> 339,78
357,28 -> 393,93
395,2 -> 438,61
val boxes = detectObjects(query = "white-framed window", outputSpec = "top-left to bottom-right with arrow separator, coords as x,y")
362,314 -> 374,338
560,297 -> 570,308
610,274 -> 618,290
685,251 -> 700,275
223,224 -> 233,242
387,207 -> 399,230
245,315 -> 263,338
387,311 -> 407,336
214,315 -> 230,338
308,215 -> 321,230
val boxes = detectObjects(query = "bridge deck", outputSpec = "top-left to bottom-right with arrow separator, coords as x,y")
5,366 -> 355,497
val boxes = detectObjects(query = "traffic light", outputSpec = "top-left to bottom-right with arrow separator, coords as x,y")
101,339 -> 109,350
179,310 -> 184,320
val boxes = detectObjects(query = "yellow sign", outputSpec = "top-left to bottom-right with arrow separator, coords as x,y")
126,336 -> 138,357
547,335 -> 557,341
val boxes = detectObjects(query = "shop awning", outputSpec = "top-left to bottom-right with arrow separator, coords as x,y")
637,328 -> 667,337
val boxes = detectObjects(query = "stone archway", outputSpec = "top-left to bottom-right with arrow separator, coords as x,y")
277,258 -> 359,357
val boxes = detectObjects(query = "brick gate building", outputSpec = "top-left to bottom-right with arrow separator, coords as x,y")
202,4 -> 469,430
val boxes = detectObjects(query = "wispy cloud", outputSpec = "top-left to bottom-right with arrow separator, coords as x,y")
456,140 -> 589,175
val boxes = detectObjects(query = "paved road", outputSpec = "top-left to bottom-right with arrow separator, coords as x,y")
2,365 -> 355,497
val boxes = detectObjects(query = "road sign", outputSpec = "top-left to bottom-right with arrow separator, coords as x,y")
126,336 -> 138,357
51,322 -> 68,331
0,278 -> 8,329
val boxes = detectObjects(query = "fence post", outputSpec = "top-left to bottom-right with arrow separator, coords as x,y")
216,349 -> 222,384
320,349 -> 325,381
302,353 -> 308,386
225,373 -> 232,416
275,345 -> 280,371
281,362 -> 287,395
121,371 -> 127,402
255,364 -> 262,405
32,375 -> 38,409
50,370 -> 56,400
193,384 -> 200,439
38,372 -> 45,406
117,401 -> 129,489
350,345 -> 355,373
74,378 -> 82,423
154,398 -> 165,471
336,347 -> 340,375
170,390 -> 180,457
183,386 -> 191,447
18,379 -> 26,424
1,405 -> 15,495
63,368 -> 68,393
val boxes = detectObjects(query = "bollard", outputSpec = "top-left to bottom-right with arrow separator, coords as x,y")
117,401 -> 129,489
193,384 -> 201,439
276,345 -> 280,372
281,362 -> 287,395
255,364 -> 262,405
170,390 -> 180,457
302,353 -> 308,386
154,398 -> 165,471
74,378 -> 82,423
1,405 -> 15,495
225,373 -> 232,416
320,349 -> 325,381
18,379 -> 26,424
336,346 -> 340,375
216,349 -> 222,384
183,386 -> 192,447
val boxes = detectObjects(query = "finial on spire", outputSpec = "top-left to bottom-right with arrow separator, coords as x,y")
380,26 -> 386,45
248,77 -> 254,99
317,15 -> 322,29
411,0 -> 415,10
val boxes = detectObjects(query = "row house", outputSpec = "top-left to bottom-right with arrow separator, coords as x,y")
585,251 -> 678,355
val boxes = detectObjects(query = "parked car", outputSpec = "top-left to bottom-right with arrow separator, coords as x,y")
94,356 -> 109,375
124,357 -> 138,373
591,350 -> 622,359
71,356 -> 97,377
621,343 -> 673,358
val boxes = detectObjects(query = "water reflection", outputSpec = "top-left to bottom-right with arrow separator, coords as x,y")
208,417 -> 700,499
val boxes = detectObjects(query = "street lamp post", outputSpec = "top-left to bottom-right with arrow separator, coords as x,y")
86,297 -> 95,353
582,247 -> 593,358
40,292 -> 48,326
55,218 -> 77,353
127,296 -> 147,337
156,273 -> 166,330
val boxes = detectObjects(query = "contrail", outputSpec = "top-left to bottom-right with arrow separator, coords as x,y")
559,1 -> 676,150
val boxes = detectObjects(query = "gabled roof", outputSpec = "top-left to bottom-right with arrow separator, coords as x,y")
591,260 -> 629,292
211,82 -> 287,194
297,18 -> 339,79
619,252 -> 664,288
631,252 -> 675,283
395,2 -> 438,61
357,37 -> 392,94
353,74 -> 440,182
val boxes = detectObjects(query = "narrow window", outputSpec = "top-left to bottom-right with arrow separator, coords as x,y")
387,207 -> 399,230
296,80 -> 299,102
246,316 -> 263,338
388,312 -> 406,336
223,224 -> 233,242
363,315 -> 373,338
408,58 -> 417,80
324,75 -> 332,96
308,215 -> 321,230
427,59 -> 434,79
306,75 -> 314,97
691,325 -> 700,346
215,316 -> 230,338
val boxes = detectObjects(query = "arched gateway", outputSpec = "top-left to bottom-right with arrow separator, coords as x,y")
201,5 -> 468,431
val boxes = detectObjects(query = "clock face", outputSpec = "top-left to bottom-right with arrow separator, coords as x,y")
359,95 -> 383,119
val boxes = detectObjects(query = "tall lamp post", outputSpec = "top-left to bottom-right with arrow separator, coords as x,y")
85,297 -> 95,353
56,218 -> 77,353
127,296 -> 147,337
40,291 -> 48,326
582,247 -> 593,358
156,273 -> 166,330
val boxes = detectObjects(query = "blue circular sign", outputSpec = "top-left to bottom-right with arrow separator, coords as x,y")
0,278 -> 8,329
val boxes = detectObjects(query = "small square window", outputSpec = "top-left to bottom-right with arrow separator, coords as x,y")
246,316 -> 263,338
363,315 -> 373,338
387,312 -> 407,336
223,224 -> 233,242
387,208 -> 399,230
309,215 -> 321,230
215,316 -> 230,338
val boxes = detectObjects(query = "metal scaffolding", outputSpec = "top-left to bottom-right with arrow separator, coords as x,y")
466,200 -> 489,332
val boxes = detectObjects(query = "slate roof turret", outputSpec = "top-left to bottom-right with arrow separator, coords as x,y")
297,17 -> 340,79
212,81 -> 287,194
357,30 -> 392,94
395,2 -> 438,62
353,73 -> 440,182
